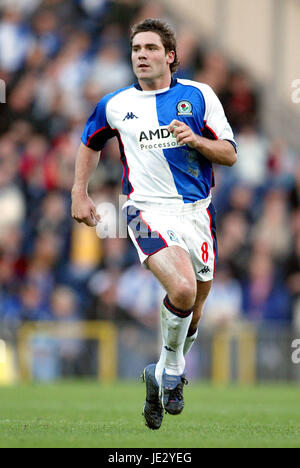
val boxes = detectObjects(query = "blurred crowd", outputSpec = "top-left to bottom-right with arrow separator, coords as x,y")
0,0 -> 299,337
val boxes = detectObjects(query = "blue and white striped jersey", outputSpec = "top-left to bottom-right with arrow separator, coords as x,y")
81,78 -> 236,205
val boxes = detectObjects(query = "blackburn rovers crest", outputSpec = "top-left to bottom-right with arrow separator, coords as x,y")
177,100 -> 193,116
167,230 -> 179,243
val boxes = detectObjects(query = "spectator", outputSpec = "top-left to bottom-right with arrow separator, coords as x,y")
221,69 -> 259,131
242,250 -> 291,323
117,264 -> 165,329
0,140 -> 26,238
251,187 -> 292,265
289,159 -> 300,212
195,50 -> 228,94
0,7 -> 33,72
267,138 -> 295,185
285,233 -> 300,332
0,0 -> 297,348
200,265 -> 243,328
218,210 -> 251,281
88,267 -> 128,321
50,285 -> 84,376
88,44 -> 133,94
176,28 -> 200,80
12,281 -> 51,322
31,8 -> 61,58
232,124 -> 269,187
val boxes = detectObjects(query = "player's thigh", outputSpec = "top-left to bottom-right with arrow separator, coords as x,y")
146,245 -> 197,304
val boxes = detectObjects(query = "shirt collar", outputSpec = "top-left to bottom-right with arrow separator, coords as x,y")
134,78 -> 177,92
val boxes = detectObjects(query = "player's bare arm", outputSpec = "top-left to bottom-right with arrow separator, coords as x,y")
168,119 -> 237,167
71,142 -> 101,227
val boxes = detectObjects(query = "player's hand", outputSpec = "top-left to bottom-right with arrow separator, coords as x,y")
168,120 -> 199,148
71,189 -> 100,227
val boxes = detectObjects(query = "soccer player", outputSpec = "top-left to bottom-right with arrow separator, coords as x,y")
71,19 -> 237,430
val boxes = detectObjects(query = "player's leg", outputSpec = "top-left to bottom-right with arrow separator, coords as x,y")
142,363 -> 164,430
141,245 -> 195,427
183,279 -> 213,355
183,201 -> 218,356
146,245 -> 196,415
146,244 -> 197,310
125,204 -> 195,426
147,245 -> 196,377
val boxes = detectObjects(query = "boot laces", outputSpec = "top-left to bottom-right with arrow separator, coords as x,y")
169,377 -> 188,402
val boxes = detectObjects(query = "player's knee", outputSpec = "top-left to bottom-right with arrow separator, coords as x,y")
169,280 -> 196,311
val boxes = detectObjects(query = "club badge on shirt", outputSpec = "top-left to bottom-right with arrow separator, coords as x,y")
167,230 -> 179,243
177,100 -> 193,116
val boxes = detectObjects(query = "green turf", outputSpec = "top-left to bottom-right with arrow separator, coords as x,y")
0,380 -> 299,448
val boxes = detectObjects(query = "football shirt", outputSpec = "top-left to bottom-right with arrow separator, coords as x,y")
81,78 -> 236,205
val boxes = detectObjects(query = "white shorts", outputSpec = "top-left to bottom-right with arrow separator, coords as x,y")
123,198 -> 218,282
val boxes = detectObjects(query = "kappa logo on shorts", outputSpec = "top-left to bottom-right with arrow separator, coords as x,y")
198,266 -> 211,274
177,100 -> 193,116
167,230 -> 179,243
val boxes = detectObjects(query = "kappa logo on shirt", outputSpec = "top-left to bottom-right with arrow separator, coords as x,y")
123,112 -> 138,121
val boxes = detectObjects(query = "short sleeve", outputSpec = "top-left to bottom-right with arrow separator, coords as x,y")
202,85 -> 236,151
81,97 -> 117,151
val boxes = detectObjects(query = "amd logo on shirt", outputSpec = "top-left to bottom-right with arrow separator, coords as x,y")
137,126 -> 184,151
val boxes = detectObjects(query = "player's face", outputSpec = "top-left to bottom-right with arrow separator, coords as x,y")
131,32 -> 174,84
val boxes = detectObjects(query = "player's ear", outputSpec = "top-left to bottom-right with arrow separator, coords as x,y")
166,50 -> 175,65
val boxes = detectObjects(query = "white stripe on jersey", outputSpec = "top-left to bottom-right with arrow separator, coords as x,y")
106,86 -> 184,204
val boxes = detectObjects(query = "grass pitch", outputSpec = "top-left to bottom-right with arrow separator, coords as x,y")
0,380 -> 299,448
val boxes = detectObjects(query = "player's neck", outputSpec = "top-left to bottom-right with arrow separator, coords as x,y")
138,74 -> 172,91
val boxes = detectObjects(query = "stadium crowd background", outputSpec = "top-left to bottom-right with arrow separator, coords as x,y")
0,0 -> 300,368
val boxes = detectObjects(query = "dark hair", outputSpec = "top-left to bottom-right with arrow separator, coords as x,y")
130,18 -> 180,74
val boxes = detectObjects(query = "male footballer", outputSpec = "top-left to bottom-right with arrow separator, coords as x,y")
71,19 -> 237,430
